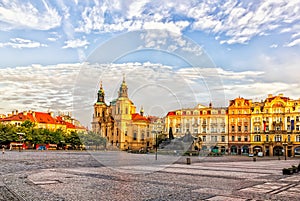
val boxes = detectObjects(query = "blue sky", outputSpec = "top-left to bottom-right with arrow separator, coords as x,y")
1,0 -> 300,126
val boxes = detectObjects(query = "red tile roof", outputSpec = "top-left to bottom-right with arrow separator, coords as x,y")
32,112 -> 58,124
131,113 -> 150,122
0,111 -> 85,130
0,112 -> 34,122
166,111 -> 176,116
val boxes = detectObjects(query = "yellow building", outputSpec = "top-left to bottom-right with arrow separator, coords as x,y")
249,94 -> 300,157
92,77 -> 154,151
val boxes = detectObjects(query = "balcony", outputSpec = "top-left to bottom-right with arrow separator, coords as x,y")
268,130 -> 287,134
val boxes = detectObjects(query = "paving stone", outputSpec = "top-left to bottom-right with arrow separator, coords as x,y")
206,195 -> 246,201
1,151 -> 300,200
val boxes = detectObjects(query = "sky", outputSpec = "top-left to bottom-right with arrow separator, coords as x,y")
1,0 -> 300,127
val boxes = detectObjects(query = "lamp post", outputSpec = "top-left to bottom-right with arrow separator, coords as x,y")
155,132 -> 158,160
152,130 -> 158,160
17,132 -> 25,152
283,139 -> 288,161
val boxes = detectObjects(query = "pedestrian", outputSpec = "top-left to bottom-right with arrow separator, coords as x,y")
2,146 -> 5,155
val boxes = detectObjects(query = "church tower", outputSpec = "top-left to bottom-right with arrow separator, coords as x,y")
97,81 -> 105,103
92,81 -> 114,139
118,75 -> 128,98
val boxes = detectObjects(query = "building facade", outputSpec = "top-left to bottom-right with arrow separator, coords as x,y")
249,94 -> 300,157
92,78 -> 154,151
165,104 -> 228,154
164,94 -> 300,157
228,97 -> 251,155
0,110 -> 86,134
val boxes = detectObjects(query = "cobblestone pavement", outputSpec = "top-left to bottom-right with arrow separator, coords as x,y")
0,151 -> 300,200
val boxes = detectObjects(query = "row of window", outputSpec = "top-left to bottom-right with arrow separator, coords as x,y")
230,109 -> 300,114
176,127 -> 226,134
202,135 -> 226,142
252,135 -> 300,142
131,131 -> 151,141
179,110 -> 226,115
202,135 -> 300,143
231,125 -> 300,132
230,136 -> 249,142
231,116 -> 300,122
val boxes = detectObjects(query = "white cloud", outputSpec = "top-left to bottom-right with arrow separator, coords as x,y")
0,63 -> 81,116
47,38 -> 57,42
190,0 -> 300,44
62,38 -> 89,49
270,44 -> 278,48
285,38 -> 300,47
0,0 -> 61,30
0,38 -> 47,49
292,32 -> 300,39
73,0 -> 300,45
224,82 -> 300,102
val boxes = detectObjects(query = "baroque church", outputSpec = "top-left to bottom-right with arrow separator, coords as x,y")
92,77 -> 154,151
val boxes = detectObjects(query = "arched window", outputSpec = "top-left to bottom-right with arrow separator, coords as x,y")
254,135 -> 261,142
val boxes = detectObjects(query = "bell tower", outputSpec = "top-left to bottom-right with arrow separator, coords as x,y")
97,81 -> 105,103
118,74 -> 128,98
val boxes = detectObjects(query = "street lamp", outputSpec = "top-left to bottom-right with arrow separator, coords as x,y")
282,139 -> 288,161
17,132 -> 25,152
152,130 -> 158,160
155,132 -> 158,160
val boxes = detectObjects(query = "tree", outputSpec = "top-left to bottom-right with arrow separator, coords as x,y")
79,131 -> 106,150
65,131 -> 82,149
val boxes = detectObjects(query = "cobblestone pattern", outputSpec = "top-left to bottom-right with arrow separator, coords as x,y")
0,186 -> 21,201
0,151 -> 300,200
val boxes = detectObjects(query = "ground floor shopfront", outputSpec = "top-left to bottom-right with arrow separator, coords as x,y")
200,143 -> 228,154
228,143 -> 251,155
229,142 -> 300,157
250,142 -> 300,157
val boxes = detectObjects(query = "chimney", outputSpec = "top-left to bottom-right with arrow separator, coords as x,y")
49,112 -> 54,117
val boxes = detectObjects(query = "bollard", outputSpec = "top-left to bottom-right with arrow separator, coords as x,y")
186,158 -> 191,165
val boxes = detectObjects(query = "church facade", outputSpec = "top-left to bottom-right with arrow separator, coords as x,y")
92,77 -> 154,151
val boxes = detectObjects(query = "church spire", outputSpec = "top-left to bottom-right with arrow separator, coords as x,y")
118,74 -> 128,98
140,106 -> 144,116
97,81 -> 105,103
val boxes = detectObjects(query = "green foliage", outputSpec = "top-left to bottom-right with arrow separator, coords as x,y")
65,131 -> 82,148
79,131 -> 107,149
0,122 -> 101,149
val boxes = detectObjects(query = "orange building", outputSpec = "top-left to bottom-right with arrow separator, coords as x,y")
227,97 -> 251,155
